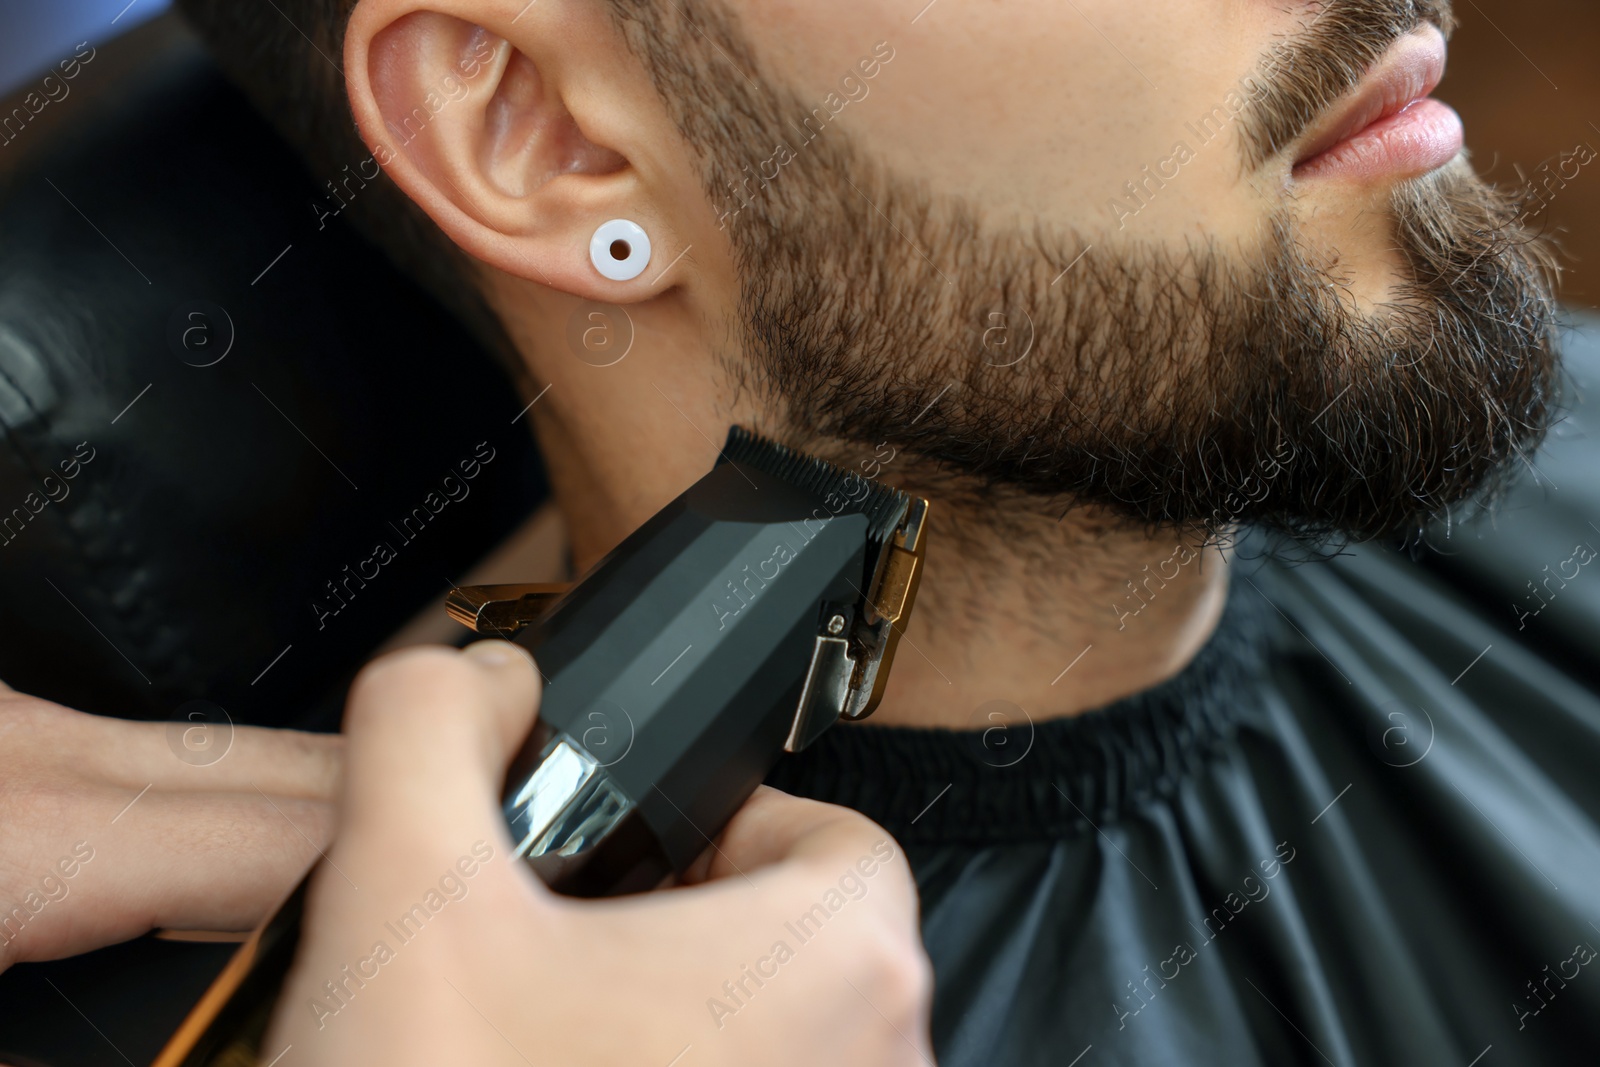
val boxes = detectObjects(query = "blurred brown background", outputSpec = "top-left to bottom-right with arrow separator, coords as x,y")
1441,0 -> 1600,307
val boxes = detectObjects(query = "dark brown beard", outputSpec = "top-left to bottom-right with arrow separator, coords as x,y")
608,0 -> 1561,546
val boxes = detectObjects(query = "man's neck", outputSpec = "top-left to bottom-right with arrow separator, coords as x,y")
532,410 -> 1230,729
858,504 -> 1231,728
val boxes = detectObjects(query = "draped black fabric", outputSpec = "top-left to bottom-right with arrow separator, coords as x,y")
768,319 -> 1600,1066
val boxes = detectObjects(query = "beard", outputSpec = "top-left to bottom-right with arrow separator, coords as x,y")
608,0 -> 1561,546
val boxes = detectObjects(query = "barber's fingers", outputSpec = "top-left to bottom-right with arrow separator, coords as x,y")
686,786 -> 917,906
264,643 -> 542,1059
0,789 -> 333,967
338,641 -> 540,853
709,786 -> 894,869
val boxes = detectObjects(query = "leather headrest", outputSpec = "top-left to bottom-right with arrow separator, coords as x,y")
0,19 -> 547,730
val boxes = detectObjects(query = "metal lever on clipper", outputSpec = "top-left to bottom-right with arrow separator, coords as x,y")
783,495 -> 926,751
445,582 -> 572,635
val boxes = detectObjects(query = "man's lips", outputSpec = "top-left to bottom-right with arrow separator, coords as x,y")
1291,25 -> 1463,182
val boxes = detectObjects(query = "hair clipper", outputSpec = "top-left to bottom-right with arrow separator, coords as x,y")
154,425 -> 928,1065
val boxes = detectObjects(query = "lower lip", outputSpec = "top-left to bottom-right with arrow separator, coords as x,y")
1292,98 -> 1464,182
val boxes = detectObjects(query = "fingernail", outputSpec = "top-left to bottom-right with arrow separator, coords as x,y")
463,640 -> 520,668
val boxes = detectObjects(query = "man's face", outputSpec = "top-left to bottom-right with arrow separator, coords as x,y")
716,0 -> 1457,299
610,0 -> 1559,543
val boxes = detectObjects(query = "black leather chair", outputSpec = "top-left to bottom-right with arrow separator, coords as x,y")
0,13 -> 546,1065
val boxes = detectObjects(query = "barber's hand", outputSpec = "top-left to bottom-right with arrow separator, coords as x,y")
0,681 -> 340,972
269,641 -> 935,1066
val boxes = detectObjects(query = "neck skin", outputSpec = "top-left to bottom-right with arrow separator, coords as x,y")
483,276 -> 1231,730
865,510 -> 1231,727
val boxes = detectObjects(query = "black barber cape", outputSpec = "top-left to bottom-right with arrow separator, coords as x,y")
768,317 -> 1600,1067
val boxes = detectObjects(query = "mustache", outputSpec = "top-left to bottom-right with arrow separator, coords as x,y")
1241,0 -> 1457,170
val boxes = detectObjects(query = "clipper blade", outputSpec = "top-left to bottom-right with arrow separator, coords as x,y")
719,426 -> 927,723
718,426 -> 911,547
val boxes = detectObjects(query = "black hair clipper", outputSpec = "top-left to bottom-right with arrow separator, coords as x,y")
155,426 -> 928,1066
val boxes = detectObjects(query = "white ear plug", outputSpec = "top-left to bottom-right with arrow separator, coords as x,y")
589,219 -> 652,282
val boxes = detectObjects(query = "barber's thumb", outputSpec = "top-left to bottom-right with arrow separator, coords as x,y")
338,641 -> 541,844
694,786 -> 908,883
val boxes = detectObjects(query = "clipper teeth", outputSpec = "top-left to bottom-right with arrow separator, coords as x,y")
718,427 -> 910,545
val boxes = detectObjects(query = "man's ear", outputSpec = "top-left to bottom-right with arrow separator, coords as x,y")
344,0 -> 677,301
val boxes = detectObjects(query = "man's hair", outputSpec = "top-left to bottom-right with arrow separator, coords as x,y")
174,0 -> 512,369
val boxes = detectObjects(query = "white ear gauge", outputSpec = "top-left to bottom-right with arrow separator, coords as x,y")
589,219 -> 652,282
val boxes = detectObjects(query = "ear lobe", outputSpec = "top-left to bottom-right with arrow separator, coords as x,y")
344,2 -> 660,301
